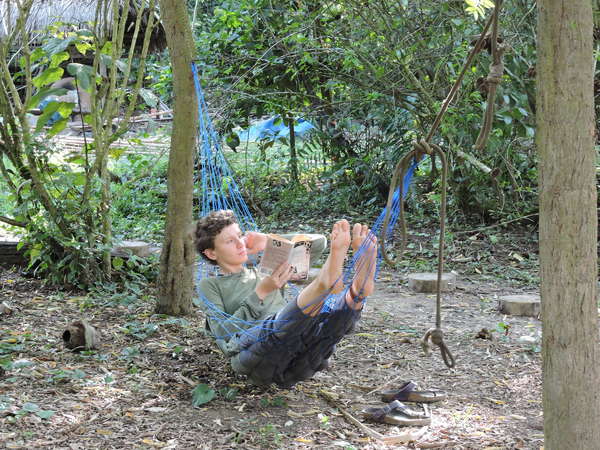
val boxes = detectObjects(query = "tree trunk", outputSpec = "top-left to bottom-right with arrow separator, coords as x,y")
537,2 -> 599,449
287,115 -> 299,183
156,0 -> 197,315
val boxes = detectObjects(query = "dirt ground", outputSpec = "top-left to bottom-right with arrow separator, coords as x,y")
0,252 -> 544,450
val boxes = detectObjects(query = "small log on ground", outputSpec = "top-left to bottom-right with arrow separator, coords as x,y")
407,272 -> 457,293
499,294 -> 540,317
111,240 -> 152,258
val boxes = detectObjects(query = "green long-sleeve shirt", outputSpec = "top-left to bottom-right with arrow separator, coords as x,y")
199,267 -> 285,355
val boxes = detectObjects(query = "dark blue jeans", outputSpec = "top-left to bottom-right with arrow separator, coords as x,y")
230,300 -> 361,387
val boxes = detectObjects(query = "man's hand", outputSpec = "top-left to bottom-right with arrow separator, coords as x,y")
244,231 -> 268,255
255,262 -> 293,300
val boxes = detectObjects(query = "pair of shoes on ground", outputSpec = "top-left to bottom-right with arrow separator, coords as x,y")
362,381 -> 446,426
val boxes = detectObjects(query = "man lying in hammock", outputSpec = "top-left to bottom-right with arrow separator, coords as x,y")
194,209 -> 377,387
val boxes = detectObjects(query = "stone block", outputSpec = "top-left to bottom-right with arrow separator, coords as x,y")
499,294 -> 540,317
407,272 -> 457,293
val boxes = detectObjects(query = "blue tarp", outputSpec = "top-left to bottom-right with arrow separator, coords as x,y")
237,116 -> 315,142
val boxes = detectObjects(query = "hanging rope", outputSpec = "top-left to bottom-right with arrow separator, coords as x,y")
419,143 -> 455,368
380,141 -> 455,368
379,8 -> 503,369
474,0 -> 507,150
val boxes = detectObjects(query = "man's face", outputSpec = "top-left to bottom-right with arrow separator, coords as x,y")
203,223 -> 248,269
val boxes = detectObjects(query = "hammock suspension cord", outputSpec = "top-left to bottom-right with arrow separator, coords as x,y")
380,5 -> 505,369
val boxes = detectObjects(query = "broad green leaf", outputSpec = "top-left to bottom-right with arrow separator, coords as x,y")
36,410 -> 55,419
116,59 -> 128,72
109,148 -> 126,160
100,41 -> 113,54
72,172 -> 87,186
83,113 -> 94,125
26,87 -> 68,110
50,51 -> 70,68
66,63 -> 94,90
66,155 -> 86,165
191,384 -> 216,407
55,102 -> 74,118
30,47 -> 45,64
43,36 -> 77,56
99,53 -> 127,72
112,257 -> 124,270
21,402 -> 40,412
225,132 -> 240,150
77,30 -> 94,38
28,246 -> 41,263
48,118 -> 69,137
32,67 -> 64,88
139,88 -> 159,107
35,102 -> 61,131
75,41 -> 92,55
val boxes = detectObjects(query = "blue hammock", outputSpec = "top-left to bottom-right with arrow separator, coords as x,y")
192,63 -> 419,386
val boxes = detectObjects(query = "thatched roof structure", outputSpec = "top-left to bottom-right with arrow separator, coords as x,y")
1,0 -> 166,53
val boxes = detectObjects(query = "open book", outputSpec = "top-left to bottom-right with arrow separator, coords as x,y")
258,234 -> 312,281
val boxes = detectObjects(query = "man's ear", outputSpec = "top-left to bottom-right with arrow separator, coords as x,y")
203,248 -> 217,261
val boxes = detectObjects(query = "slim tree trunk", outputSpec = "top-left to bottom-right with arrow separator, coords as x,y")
156,0 -> 197,315
537,2 -> 599,449
287,115 -> 299,183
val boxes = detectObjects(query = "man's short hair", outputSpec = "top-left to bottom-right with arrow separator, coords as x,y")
194,210 -> 238,265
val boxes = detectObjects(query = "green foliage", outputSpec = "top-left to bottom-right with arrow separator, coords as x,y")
260,396 -> 287,408
0,1 -> 546,294
464,0 -> 495,19
120,346 -> 142,361
191,383 -> 216,407
111,154 -> 169,242
144,59 -> 173,103
257,424 -> 283,448
123,321 -> 159,340
191,0 -> 540,223
2,401 -> 55,421
48,368 -> 87,383
0,6 -> 158,290
218,387 -> 238,401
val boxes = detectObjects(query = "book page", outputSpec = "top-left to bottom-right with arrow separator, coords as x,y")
289,240 -> 312,280
258,235 -> 294,276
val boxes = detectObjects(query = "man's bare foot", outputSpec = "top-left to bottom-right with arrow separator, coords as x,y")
346,223 -> 377,309
297,220 -> 351,315
314,219 -> 350,292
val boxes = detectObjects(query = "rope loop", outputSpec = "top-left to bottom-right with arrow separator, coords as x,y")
413,139 -> 433,161
421,327 -> 456,368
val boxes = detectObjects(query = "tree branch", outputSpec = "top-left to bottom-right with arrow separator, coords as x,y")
0,215 -> 26,228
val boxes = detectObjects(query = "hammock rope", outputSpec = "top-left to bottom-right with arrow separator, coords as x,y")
191,62 -> 416,350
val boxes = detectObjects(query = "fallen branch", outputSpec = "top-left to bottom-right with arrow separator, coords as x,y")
416,441 -> 458,449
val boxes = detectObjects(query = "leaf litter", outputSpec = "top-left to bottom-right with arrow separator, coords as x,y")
0,252 -> 543,449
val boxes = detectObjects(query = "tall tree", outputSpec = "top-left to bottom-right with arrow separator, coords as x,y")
537,1 -> 599,448
156,0 -> 197,314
